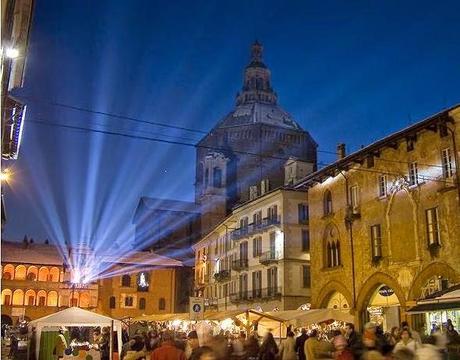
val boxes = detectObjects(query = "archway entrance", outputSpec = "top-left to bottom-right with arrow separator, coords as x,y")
366,285 -> 400,331
326,291 -> 350,311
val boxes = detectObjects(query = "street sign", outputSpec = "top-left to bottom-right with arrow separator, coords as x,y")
189,297 -> 204,321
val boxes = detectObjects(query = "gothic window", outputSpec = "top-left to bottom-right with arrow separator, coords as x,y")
324,190 -> 333,215
324,225 -> 340,268
213,167 -> 222,188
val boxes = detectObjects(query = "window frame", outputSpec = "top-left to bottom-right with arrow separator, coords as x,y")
441,148 -> 454,179
370,224 -> 382,261
409,161 -> 419,186
301,229 -> 310,252
426,207 -> 441,247
378,175 -> 388,198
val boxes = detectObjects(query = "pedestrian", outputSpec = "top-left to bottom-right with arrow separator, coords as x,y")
185,331 -> 200,359
258,332 -> 278,360
295,328 -> 308,360
190,346 -> 216,360
344,323 -> 362,360
53,327 -> 68,360
124,335 -> 147,360
231,332 -> 246,359
393,329 -> 418,355
415,335 -> 442,360
244,332 -> 259,360
151,331 -> 186,360
386,326 -> 399,346
332,335 -> 353,360
400,322 -> 421,345
279,331 -> 296,360
304,329 -> 321,360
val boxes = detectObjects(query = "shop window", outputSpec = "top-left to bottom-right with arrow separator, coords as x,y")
26,266 -> 38,281
159,298 -> 166,310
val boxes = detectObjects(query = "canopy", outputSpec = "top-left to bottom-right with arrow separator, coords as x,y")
29,307 -> 122,360
406,286 -> 460,314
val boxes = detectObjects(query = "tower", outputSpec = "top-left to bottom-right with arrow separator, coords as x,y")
196,42 -> 317,234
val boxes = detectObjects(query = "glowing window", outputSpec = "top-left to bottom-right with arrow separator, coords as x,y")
12,289 -> 24,305
15,265 -> 26,280
38,267 -> 49,282
137,272 -> 149,292
49,267 -> 60,282
47,291 -> 58,307
3,264 -> 14,280
27,266 -> 38,281
2,289 -> 12,305
25,290 -> 36,306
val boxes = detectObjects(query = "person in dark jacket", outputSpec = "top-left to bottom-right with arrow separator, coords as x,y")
295,329 -> 308,360
258,332 -> 278,360
345,323 -> 362,360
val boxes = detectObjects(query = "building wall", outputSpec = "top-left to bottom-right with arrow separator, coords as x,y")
308,106 -> 460,329
194,189 -> 311,312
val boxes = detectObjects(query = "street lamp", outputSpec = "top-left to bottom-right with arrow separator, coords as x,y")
1,168 -> 11,182
5,48 -> 20,59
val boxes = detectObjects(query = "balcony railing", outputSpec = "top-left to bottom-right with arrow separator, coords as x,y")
259,250 -> 281,265
213,270 -> 230,282
204,297 -> 218,310
231,259 -> 249,272
231,216 -> 281,241
229,287 -> 282,303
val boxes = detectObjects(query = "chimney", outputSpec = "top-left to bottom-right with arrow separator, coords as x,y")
337,143 -> 346,160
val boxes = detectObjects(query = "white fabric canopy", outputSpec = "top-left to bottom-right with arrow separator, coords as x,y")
29,307 -> 122,360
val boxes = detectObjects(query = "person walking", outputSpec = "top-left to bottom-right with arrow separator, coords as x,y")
258,332 -> 278,360
279,332 -> 296,360
53,327 -> 68,360
295,329 -> 308,360
151,332 -> 186,360
393,329 -> 418,355
333,335 -> 353,360
304,330 -> 321,360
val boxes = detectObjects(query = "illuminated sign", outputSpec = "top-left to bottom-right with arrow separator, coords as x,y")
137,272 -> 149,292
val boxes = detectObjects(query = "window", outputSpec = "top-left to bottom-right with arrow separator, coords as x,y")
370,225 -> 382,260
38,267 -> 49,282
240,241 -> 248,261
12,289 -> 24,305
261,179 -> 270,194
124,296 -> 134,307
249,185 -> 258,200
302,230 -> 310,252
252,271 -> 262,298
350,185 -> 360,208
15,265 -> 26,280
324,190 -> 333,215
3,264 -> 14,280
240,217 -> 249,234
302,265 -> 311,288
25,290 -> 36,306
426,207 -> 440,246
109,296 -> 116,309
253,237 -> 262,257
409,162 -> 419,186
378,175 -> 388,197
47,291 -> 58,307
267,267 -> 278,295
139,298 -> 146,310
2,289 -> 12,306
298,204 -> 309,224
441,148 -> 454,178
37,290 -> 47,307
267,205 -> 278,222
213,167 -> 222,188
121,275 -> 131,287
253,211 -> 262,227
239,274 -> 248,299
49,267 -> 60,282
326,240 -> 341,268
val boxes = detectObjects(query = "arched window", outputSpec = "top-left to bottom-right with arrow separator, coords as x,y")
159,298 -> 166,311
12,289 -> 24,305
213,167 -> 222,188
38,267 -> 49,281
70,293 -> 79,307
3,264 -> 15,280
47,291 -> 58,307
27,266 -> 38,281
324,190 -> 333,215
49,267 -> 60,282
2,289 -> 12,305
109,296 -> 116,309
121,275 -> 131,287
15,265 -> 26,280
79,293 -> 90,308
139,298 -> 146,310
326,240 -> 341,268
25,290 -> 36,306
37,290 -> 47,306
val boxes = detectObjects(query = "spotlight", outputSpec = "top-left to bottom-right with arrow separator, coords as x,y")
1,169 -> 11,182
5,48 -> 19,59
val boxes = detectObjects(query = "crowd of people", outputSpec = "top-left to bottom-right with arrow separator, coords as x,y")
117,319 -> 460,360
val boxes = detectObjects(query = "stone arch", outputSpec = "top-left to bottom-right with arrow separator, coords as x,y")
408,262 -> 460,300
315,280 -> 353,310
356,272 -> 406,322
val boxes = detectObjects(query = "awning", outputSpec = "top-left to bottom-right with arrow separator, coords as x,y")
407,301 -> 460,314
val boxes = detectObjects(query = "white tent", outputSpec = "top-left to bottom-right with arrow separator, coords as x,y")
29,307 -> 122,360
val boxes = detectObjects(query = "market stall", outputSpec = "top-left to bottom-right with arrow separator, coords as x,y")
29,307 -> 122,360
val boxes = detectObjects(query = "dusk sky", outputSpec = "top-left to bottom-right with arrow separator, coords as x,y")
4,0 -> 460,246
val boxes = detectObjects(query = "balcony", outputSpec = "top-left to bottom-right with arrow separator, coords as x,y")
213,270 -> 230,283
229,287 -> 282,303
231,259 -> 248,272
231,216 -> 281,241
259,250 -> 281,265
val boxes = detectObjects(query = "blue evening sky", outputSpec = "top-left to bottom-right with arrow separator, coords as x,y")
4,0 -> 460,246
